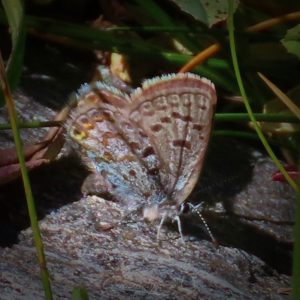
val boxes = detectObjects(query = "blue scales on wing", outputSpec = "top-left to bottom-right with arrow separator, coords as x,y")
66,81 -> 165,211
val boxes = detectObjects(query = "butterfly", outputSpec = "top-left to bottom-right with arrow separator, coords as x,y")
66,73 -> 217,240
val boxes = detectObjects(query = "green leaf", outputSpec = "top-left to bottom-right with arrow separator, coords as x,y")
281,24 -> 300,59
169,0 -> 207,24
0,0 -> 25,106
169,0 -> 239,27
72,287 -> 89,300
2,0 -> 23,42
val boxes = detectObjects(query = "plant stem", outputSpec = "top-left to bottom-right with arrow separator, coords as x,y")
0,51 -> 53,299
227,0 -> 298,192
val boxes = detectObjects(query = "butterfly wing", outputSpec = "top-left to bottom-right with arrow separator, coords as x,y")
126,73 -> 217,207
66,82 -> 165,210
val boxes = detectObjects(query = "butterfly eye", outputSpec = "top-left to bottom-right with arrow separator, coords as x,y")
70,127 -> 87,141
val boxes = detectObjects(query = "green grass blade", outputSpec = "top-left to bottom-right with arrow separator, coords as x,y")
72,287 -> 89,300
214,113 -> 300,123
0,52 -> 53,299
0,0 -> 25,107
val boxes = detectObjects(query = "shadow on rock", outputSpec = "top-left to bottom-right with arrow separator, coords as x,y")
178,136 -> 294,274
0,155 -> 88,246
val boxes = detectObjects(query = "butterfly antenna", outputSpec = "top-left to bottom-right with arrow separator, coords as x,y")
189,203 -> 218,246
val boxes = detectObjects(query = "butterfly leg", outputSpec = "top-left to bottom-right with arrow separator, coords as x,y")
178,203 -> 186,215
174,215 -> 185,244
156,212 -> 167,242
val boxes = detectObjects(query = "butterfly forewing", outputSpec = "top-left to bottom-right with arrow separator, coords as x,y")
127,73 -> 217,206
67,82 -> 164,209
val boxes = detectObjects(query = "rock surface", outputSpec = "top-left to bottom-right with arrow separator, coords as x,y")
0,194 -> 291,299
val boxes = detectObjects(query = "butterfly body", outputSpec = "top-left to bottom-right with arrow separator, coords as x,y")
67,73 -> 217,229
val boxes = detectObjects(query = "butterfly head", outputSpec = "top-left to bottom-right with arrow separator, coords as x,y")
143,200 -> 179,223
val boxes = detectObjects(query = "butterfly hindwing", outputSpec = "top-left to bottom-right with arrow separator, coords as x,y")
127,73 -> 217,206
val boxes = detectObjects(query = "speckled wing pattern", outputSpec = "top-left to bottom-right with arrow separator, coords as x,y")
127,74 -> 217,207
67,73 -> 217,217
